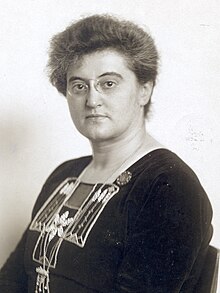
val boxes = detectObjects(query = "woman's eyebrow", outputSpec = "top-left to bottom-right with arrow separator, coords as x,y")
68,76 -> 84,83
68,72 -> 123,83
98,72 -> 123,79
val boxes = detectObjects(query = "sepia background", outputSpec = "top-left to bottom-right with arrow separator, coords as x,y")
1,0 -> 220,270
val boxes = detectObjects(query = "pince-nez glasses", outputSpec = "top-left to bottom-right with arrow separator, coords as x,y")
67,76 -> 120,97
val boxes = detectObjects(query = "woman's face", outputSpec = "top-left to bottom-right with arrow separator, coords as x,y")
66,50 -> 152,144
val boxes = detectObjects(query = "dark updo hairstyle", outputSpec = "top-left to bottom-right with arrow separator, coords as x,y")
47,14 -> 159,116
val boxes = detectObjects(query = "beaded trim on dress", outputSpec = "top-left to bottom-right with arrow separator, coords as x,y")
30,177 -> 120,292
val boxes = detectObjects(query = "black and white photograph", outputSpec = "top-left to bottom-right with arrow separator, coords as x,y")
0,1 -> 220,292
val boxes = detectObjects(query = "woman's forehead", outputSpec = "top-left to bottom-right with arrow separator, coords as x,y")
67,49 -> 131,78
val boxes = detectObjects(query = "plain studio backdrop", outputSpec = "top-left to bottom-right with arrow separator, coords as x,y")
0,0 -> 220,271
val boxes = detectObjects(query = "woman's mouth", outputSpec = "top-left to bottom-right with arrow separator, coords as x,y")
86,114 -> 108,120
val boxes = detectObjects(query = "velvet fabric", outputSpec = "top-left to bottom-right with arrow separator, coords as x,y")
0,149 -> 213,292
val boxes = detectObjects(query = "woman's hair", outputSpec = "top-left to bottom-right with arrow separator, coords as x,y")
47,14 -> 159,116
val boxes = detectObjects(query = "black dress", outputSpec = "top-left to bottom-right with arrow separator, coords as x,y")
0,149 -> 213,292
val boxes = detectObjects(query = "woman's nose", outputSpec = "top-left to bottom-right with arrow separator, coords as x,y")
86,85 -> 102,108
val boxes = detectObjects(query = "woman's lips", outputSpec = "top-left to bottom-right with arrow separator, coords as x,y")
86,114 -> 108,119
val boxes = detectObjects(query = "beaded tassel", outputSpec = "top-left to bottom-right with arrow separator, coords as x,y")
35,266 -> 50,293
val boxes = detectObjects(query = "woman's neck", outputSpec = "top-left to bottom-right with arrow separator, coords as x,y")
90,128 -> 149,169
78,129 -> 163,184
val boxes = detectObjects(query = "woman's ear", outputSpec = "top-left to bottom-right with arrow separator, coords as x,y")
138,81 -> 154,106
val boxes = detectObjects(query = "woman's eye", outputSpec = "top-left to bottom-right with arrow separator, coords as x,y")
102,80 -> 117,89
105,81 -> 114,87
70,83 -> 87,94
74,84 -> 86,90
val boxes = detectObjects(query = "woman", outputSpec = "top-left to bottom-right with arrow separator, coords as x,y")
0,15 -> 213,292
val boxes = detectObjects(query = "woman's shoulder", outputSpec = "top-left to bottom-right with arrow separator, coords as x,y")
47,155 -> 92,182
130,148 -> 197,181
128,148 -> 213,231
31,155 -> 92,218
129,148 -> 212,210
